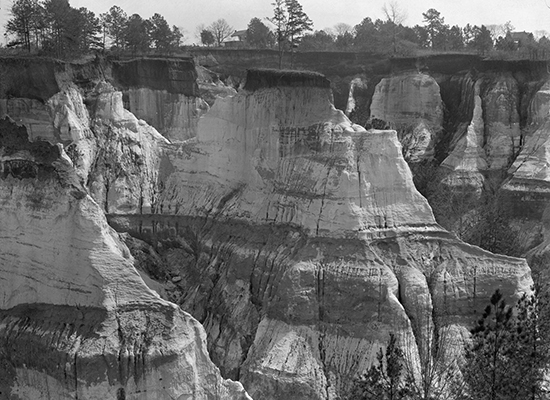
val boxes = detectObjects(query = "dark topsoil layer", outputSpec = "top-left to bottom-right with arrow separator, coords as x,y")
243,68 -> 331,91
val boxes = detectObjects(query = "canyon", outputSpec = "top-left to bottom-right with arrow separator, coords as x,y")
0,52 -> 548,399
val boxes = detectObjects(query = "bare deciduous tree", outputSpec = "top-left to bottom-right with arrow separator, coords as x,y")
334,22 -> 353,36
208,18 -> 233,47
486,21 -> 515,40
382,1 -> 407,54
382,1 -> 407,25
400,301 -> 466,400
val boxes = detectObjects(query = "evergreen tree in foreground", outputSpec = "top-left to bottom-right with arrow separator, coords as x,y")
5,0 -> 44,51
462,289 -> 549,400
350,333 -> 414,400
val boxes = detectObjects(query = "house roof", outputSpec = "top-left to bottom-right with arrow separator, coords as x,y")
509,31 -> 531,40
231,30 -> 247,39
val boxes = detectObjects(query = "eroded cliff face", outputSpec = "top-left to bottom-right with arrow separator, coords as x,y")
0,60 -> 250,399
124,87 -> 207,141
159,74 -> 435,235
106,69 -> 531,399
501,77 -> 550,257
0,57 -> 207,143
505,78 -> 550,193
440,72 -> 523,187
369,72 -> 444,161
347,61 -> 545,178
0,57 -> 536,400
112,58 -> 209,142
346,59 -> 550,257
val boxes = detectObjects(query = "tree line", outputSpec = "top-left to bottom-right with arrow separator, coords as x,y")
194,1 -> 550,60
223,1 -> 548,60
298,7 -> 548,58
6,0 -> 550,60
5,0 -> 182,57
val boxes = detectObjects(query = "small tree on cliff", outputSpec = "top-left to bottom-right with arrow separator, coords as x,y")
43,0 -> 80,57
268,0 -> 313,68
268,0 -> 289,68
246,17 -> 276,48
285,0 -> 313,48
468,25 -> 493,54
208,18 -> 234,46
350,333 -> 414,400
422,8 -> 446,49
100,5 -> 128,49
124,13 -> 151,53
73,7 -> 102,52
5,0 -> 44,51
149,13 -> 175,52
200,29 -> 215,46
382,1 -> 407,54
462,289 -> 549,400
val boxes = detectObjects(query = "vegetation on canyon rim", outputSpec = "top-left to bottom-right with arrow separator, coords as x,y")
4,0 -> 550,60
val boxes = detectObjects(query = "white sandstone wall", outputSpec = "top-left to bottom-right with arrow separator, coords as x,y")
127,87 -> 209,141
0,79 -> 251,399
160,86 -> 437,237
369,72 -> 444,161
153,81 -> 532,399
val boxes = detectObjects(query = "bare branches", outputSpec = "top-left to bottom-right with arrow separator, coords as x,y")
400,300 -> 466,400
382,1 -> 407,26
334,22 -> 353,36
382,1 -> 407,54
208,18 -> 233,47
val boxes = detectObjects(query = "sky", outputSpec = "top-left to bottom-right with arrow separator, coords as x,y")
1,0 -> 550,44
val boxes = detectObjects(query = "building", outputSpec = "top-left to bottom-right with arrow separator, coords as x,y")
223,30 -> 247,48
507,31 -> 534,47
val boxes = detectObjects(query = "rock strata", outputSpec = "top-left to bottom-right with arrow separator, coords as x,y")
441,79 -> 487,189
107,69 -> 531,399
369,72 -> 444,161
505,78 -> 550,194
0,57 -> 537,400
112,58 -> 207,141
0,105 -> 250,398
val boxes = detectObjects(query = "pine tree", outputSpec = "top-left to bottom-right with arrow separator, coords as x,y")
100,5 -> 128,49
422,8 -> 445,49
5,0 -> 44,51
43,0 -> 74,57
74,7 -> 102,52
149,13 -> 174,52
285,0 -> 313,48
171,26 -> 183,49
125,14 -> 151,54
268,0 -> 312,68
350,333 -> 414,400
462,289 -> 549,400
469,25 -> 494,55
246,17 -> 275,49
268,0 -> 288,68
